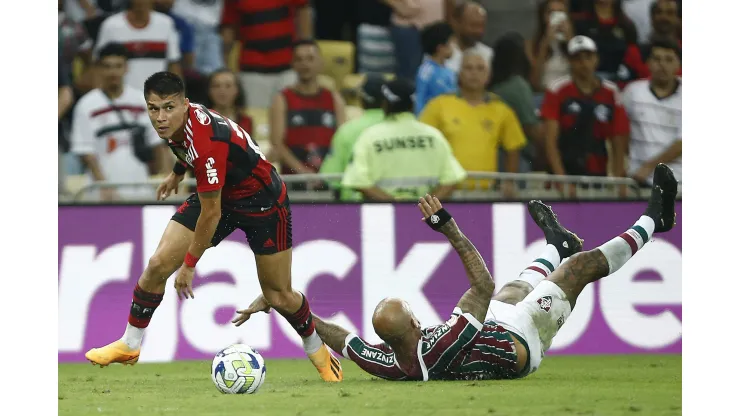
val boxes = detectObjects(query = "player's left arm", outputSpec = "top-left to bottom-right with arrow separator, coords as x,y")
419,195 -> 494,324
294,1 -> 313,39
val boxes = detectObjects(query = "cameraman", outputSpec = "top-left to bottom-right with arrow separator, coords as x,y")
71,43 -> 169,201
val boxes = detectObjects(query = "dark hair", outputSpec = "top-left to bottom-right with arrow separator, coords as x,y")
490,32 -> 531,87
648,38 -> 681,60
144,71 -> 186,98
421,22 -> 454,56
204,68 -> 246,111
382,79 -> 415,116
533,0 -> 569,61
651,0 -> 681,18
293,39 -> 320,52
587,0 -> 638,43
97,43 -> 129,61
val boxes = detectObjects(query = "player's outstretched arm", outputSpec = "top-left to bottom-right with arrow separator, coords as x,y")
418,195 -> 494,324
312,314 -> 350,355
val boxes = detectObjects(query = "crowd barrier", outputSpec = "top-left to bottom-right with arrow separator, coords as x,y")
58,201 -> 681,363
64,172 -> 678,203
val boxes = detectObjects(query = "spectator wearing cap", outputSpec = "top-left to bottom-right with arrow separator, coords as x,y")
445,2 -> 493,74
540,36 -> 629,192
573,0 -> 637,82
618,0 -> 681,85
320,74 -> 389,201
415,21 -> 456,115
420,52 -> 526,196
621,39 -> 681,186
342,79 -> 466,201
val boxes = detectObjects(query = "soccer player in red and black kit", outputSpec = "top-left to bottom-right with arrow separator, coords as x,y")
84,72 -> 343,382
236,165 -> 678,381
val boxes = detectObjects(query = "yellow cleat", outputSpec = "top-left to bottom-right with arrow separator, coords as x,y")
307,344 -> 343,382
85,340 -> 140,367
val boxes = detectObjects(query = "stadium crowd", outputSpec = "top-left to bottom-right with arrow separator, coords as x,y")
58,0 -> 682,202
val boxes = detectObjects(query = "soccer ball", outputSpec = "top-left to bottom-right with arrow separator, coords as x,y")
211,344 -> 267,394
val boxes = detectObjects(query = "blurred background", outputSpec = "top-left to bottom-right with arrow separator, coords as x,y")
58,0 -> 682,204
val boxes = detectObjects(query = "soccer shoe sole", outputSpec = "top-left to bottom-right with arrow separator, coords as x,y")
527,200 -> 584,257
652,163 -> 677,232
85,348 -> 140,368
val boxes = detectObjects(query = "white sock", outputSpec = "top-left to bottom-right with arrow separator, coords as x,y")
121,323 -> 145,350
514,244 -> 562,288
597,216 -> 655,274
302,331 -> 323,355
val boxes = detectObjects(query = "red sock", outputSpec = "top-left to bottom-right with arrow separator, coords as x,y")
128,284 -> 164,328
279,294 -> 316,338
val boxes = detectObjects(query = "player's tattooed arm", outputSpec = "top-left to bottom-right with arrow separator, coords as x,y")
312,314 -> 350,355
418,195 -> 494,323
440,220 -> 495,324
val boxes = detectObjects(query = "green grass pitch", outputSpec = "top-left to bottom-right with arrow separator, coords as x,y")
58,355 -> 681,416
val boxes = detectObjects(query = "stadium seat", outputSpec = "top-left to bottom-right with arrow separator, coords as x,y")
317,41 -> 355,90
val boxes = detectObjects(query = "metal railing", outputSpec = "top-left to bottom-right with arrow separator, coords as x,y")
64,172 -> 680,204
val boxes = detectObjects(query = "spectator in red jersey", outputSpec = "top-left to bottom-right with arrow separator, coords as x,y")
204,69 -> 254,137
618,0 -> 681,85
573,0 -> 637,82
269,40 -> 347,189
221,0 -> 313,109
540,36 -> 629,194
531,0 -> 574,92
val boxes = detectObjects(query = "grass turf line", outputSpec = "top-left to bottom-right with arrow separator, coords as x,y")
59,355 -> 680,416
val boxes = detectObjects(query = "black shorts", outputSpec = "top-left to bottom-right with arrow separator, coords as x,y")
172,193 -> 293,255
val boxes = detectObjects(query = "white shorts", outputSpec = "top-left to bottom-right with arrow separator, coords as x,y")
486,280 -> 572,376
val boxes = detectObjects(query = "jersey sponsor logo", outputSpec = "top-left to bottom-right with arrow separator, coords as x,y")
594,104 -> 610,122
359,348 -> 394,365
372,136 -> 435,153
195,108 -> 211,126
205,157 -> 218,184
537,296 -> 553,312
426,323 -> 452,347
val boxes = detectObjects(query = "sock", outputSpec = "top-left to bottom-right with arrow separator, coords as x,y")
123,284 -> 164,349
597,216 -> 655,274
515,244 -> 562,288
280,294 -> 323,355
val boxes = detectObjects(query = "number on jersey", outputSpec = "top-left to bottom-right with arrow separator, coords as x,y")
210,111 -> 266,160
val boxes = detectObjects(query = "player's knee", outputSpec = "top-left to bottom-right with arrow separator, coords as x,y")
145,254 -> 178,280
262,289 -> 295,312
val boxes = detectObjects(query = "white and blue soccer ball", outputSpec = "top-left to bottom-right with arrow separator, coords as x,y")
211,344 -> 267,394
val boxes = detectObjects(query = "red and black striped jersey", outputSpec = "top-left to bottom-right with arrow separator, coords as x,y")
342,308 -> 521,381
168,103 -> 286,210
281,87 -> 338,174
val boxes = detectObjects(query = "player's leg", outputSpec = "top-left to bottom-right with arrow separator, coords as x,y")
244,204 -> 343,382
494,209 -> 583,305
519,164 -> 678,353
85,195 -> 235,366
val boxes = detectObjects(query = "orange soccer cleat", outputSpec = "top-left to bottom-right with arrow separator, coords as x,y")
307,344 -> 343,382
85,340 -> 140,367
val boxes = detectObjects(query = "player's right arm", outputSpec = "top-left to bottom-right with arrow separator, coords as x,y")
313,315 -> 408,381
418,195 -> 494,324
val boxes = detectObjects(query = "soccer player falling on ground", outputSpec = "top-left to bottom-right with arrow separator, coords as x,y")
234,164 -> 678,380
85,72 -> 343,382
